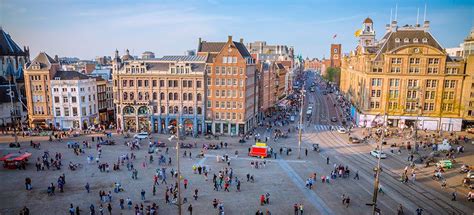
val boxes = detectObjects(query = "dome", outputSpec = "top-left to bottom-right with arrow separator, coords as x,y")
363,17 -> 373,24
121,49 -> 134,61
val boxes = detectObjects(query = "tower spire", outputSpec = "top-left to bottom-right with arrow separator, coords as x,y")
390,8 -> 393,23
416,8 -> 420,25
423,3 -> 427,22
395,4 -> 398,21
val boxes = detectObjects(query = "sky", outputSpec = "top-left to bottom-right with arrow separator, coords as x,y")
1,0 -> 473,60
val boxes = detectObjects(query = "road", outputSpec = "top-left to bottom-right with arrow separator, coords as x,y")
299,70 -> 471,214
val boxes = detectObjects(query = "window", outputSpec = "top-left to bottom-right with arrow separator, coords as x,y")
62,88 -> 67,92
422,38 -> 428,43
216,90 -> 220,97
227,79 -> 232,86
389,90 -> 399,98
222,67 -> 226,75
409,58 -> 420,64
221,79 -> 225,86
409,67 -> 420,73
403,38 -> 409,43
183,93 -> 188,101
207,100 -> 212,108
391,58 -> 402,64
168,80 -> 173,87
425,91 -> 435,100
427,67 -> 438,74
426,80 -> 437,88
197,81 -> 202,88
428,58 -> 439,65
444,80 -> 456,88
215,112 -> 220,119
63,96 -> 68,103
129,80 -> 134,87
55,107 -> 60,116
183,80 -> 188,88
389,79 -> 400,87
160,93 -> 165,100
54,96 -> 60,103
423,103 -> 435,111
215,66 -> 220,75
407,79 -> 419,88
371,78 -> 382,86
137,80 -> 142,87
71,96 -> 77,103
390,67 -> 401,73
413,38 -> 419,43
441,103 -> 454,112
446,68 -> 458,74
370,101 -> 380,109
64,107 -> 70,116
395,38 -> 400,43
388,102 -> 398,110
144,80 -> 149,87
188,80 -> 193,88
221,90 -> 226,97
197,93 -> 202,101
174,80 -> 178,87
406,90 -> 417,99
72,107 -> 78,116
216,78 -> 220,86
223,57 -> 228,64
174,93 -> 178,100
215,101 -> 219,108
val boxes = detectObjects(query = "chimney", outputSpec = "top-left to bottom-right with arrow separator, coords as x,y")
227,35 -> 233,42
423,21 -> 430,32
385,24 -> 391,33
240,38 -> 243,43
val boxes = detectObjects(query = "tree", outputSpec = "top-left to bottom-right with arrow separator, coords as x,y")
324,67 -> 340,82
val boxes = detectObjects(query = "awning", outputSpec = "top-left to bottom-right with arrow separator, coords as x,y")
0,153 -> 14,161
13,152 -> 32,161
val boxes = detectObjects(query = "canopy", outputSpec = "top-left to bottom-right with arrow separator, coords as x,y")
13,153 -> 31,161
0,152 -> 32,162
0,153 -> 14,161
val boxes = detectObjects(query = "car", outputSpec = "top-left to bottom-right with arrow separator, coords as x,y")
336,126 -> 347,134
349,137 -> 361,144
290,115 -> 296,122
370,150 -> 387,159
330,117 -> 337,122
467,171 -> 474,179
134,132 -> 149,140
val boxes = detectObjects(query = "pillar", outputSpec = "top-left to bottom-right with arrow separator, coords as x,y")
165,116 -> 169,134
157,116 -> 162,133
193,116 -> 198,136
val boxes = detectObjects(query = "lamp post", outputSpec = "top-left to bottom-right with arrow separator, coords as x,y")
168,115 -> 182,215
8,76 -> 18,145
369,124 -> 384,215
297,83 -> 305,159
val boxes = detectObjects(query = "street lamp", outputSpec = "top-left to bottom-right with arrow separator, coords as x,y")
368,115 -> 385,214
168,117 -> 183,215
297,83 -> 306,159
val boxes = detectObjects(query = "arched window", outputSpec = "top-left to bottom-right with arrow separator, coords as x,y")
183,107 -> 188,114
123,106 -> 135,115
168,106 -> 173,114
395,38 -> 400,43
183,93 -> 187,101
160,93 -> 165,100
153,92 -> 157,100
138,106 -> 149,115
144,92 -> 149,100
123,92 -> 128,100
189,107 -> 193,114
188,93 -> 193,101
403,38 -> 409,43
174,106 -> 179,114
413,38 -> 419,43
138,92 -> 143,100
197,93 -> 202,101
197,107 -> 202,114
160,106 -> 165,113
422,38 -> 428,43
129,92 -> 134,100
169,93 -> 173,100
174,93 -> 178,100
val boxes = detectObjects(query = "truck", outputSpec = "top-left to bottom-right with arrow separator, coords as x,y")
249,142 -> 271,158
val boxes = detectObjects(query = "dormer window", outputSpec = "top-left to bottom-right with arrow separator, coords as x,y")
404,38 -> 409,43
422,38 -> 428,43
413,38 -> 419,43
395,38 -> 401,43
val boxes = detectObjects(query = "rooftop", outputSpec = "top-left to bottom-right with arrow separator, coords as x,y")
0,28 -> 27,56
53,70 -> 91,80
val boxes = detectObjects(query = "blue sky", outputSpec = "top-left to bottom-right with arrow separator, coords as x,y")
1,0 -> 473,60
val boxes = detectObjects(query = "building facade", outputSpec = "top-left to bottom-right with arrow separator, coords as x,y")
113,53 -> 206,135
340,18 -> 468,131
330,44 -> 342,68
51,71 -> 98,130
198,36 -> 257,135
24,52 -> 60,128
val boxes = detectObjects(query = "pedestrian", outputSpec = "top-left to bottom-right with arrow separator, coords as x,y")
416,208 -> 423,215
152,185 -> 156,196
85,183 -> 90,193
126,197 -> 132,209
299,204 -> 304,215
305,148 -> 308,156
89,204 -> 95,215
452,191 -> 457,201
119,198 -> 124,209
188,204 -> 193,215
184,178 -> 188,189
397,204 -> 404,215
107,203 -> 112,214
354,171 -> 359,180
76,206 -> 80,215
69,204 -> 75,215
193,188 -> 198,200
326,157 -> 329,165
345,196 -> 350,208
293,204 -> 299,215
141,189 -> 146,200
260,194 -> 265,205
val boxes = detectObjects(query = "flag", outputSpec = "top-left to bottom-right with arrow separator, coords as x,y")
354,29 -> 362,37
333,34 -> 337,39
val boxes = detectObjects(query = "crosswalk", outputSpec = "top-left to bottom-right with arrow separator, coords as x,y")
314,124 -> 331,132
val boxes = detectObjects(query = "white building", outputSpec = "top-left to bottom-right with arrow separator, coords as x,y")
51,71 -> 98,130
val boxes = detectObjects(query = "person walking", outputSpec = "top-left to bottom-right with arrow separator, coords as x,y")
69,204 -> 75,215
452,191 -> 457,201
141,189 -> 146,200
107,203 -> 112,215
187,204 -> 193,215
89,204 -> 95,215
326,157 -> 329,165
305,148 -> 308,156
85,183 -> 90,193
397,204 -> 404,215
184,178 -> 188,189
126,197 -> 132,209
353,171 -> 359,180
193,189 -> 198,200
299,204 -> 304,215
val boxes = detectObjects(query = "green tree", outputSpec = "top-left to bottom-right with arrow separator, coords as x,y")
324,67 -> 340,82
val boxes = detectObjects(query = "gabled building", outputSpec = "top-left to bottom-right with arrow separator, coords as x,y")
340,18 -> 467,131
198,36 -> 257,135
112,51 -> 206,134
24,52 -> 60,128
51,71 -> 98,130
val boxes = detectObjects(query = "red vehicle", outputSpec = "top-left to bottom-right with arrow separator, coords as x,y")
249,142 -> 270,158
0,152 -> 32,169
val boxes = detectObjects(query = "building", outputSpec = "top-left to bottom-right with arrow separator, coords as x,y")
141,51 -> 155,60
24,52 -> 60,128
198,36 -> 258,135
258,61 -> 279,114
113,52 -> 206,135
51,71 -> 98,130
340,17 -> 467,131
464,28 -> 474,58
94,77 -> 114,125
0,28 -> 30,127
246,41 -> 294,63
330,44 -> 342,68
